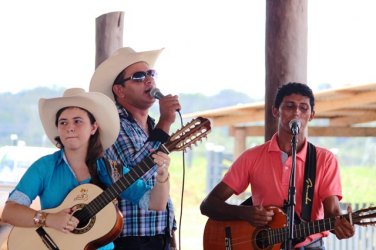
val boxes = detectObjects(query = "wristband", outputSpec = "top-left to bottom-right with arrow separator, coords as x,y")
156,173 -> 170,183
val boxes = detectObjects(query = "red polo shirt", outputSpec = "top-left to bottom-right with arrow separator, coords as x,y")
223,133 -> 342,247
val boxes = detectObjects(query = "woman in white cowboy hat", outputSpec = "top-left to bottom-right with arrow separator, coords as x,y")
2,88 -> 171,250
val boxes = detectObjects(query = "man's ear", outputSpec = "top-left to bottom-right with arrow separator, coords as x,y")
309,110 -> 315,121
272,106 -> 279,118
113,85 -> 125,99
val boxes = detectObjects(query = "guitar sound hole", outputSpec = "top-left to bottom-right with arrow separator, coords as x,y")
70,204 -> 96,234
254,229 -> 270,249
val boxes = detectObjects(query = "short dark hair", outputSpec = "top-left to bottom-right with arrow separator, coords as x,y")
274,82 -> 315,111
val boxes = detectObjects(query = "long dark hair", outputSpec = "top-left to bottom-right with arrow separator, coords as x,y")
54,106 -> 104,186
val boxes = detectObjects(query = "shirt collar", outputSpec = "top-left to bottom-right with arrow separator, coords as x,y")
269,133 -> 308,161
115,102 -> 156,128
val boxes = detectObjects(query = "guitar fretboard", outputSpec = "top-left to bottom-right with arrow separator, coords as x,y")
267,215 -> 341,245
72,116 -> 210,222
76,144 -> 169,221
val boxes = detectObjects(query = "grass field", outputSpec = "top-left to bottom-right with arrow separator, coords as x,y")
341,167 -> 376,204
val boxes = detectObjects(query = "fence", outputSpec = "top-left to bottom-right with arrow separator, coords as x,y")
206,148 -> 376,249
324,203 -> 376,250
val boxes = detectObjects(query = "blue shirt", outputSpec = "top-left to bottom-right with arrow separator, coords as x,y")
105,104 -> 176,237
8,150 -> 152,249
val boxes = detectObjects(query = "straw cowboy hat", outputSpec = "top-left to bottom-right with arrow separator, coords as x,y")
89,47 -> 164,101
38,88 -> 120,149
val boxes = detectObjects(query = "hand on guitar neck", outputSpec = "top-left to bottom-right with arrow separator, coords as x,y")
332,205 -> 355,240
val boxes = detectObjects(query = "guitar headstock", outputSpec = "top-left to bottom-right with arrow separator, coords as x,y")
164,117 -> 211,153
352,206 -> 376,226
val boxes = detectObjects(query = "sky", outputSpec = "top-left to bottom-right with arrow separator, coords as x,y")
1,0 -> 376,99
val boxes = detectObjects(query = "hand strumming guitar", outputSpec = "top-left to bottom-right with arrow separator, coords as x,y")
243,205 -> 274,227
45,208 -> 79,233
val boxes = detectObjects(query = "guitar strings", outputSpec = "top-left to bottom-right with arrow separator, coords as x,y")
218,210 -> 376,248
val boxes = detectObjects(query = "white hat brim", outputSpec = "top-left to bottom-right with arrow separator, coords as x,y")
89,47 -> 164,101
39,88 -> 120,149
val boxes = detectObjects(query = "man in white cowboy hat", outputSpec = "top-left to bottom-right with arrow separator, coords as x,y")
90,47 -> 181,250
2,88 -> 172,250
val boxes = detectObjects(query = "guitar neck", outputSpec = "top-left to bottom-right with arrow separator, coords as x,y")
73,116 -> 211,222
294,216 -> 337,238
79,144 -> 170,220
270,215 -> 340,245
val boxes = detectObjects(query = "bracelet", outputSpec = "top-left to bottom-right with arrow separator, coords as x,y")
33,210 -> 48,227
156,173 -> 170,183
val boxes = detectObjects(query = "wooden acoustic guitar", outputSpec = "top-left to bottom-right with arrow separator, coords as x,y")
203,205 -> 376,250
7,117 -> 211,250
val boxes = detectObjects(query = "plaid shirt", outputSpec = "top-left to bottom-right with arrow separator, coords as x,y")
105,103 -> 176,236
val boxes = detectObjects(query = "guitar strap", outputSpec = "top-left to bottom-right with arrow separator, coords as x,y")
301,142 -> 317,222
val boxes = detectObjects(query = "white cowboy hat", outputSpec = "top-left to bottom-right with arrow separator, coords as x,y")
38,88 -> 120,149
89,47 -> 164,101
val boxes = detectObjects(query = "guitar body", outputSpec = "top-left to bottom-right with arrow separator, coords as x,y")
204,205 -> 376,250
8,183 -> 123,250
203,206 -> 286,250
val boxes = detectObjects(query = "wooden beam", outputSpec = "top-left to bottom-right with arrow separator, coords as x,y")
230,126 -> 376,137
309,126 -> 376,137
211,110 -> 264,126
229,126 -> 264,137
316,90 -> 376,112
330,110 -> 376,126
233,127 -> 247,158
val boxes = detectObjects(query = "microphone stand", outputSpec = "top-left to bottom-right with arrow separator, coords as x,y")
284,132 -> 298,250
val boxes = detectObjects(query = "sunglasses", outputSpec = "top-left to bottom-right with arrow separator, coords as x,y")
123,69 -> 157,83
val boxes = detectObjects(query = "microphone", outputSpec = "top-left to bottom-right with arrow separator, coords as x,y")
150,87 -> 181,112
289,119 -> 301,135
150,88 -> 164,100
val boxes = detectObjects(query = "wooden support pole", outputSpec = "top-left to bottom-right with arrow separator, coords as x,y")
265,0 -> 308,141
95,11 -> 124,68
233,127 -> 247,158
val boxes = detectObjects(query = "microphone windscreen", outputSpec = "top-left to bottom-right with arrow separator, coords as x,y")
289,119 -> 301,130
150,88 -> 164,99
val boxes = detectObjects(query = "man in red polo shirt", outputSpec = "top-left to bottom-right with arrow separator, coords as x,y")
200,82 -> 355,249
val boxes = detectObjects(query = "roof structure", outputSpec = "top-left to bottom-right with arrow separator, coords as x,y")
184,82 -> 376,138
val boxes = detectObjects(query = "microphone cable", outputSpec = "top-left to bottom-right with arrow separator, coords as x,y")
151,88 -> 185,249
176,109 -> 185,250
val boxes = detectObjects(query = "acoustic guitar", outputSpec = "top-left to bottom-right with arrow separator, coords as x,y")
203,205 -> 376,250
8,117 -> 211,250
